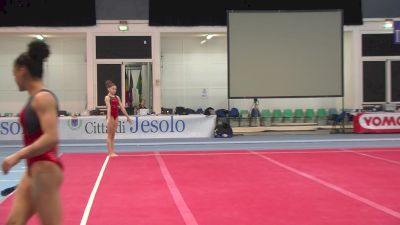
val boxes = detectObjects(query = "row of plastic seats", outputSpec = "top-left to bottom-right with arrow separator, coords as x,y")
238,108 -> 347,125
219,108 -> 352,127
0,113 -> 14,117
239,109 -> 338,118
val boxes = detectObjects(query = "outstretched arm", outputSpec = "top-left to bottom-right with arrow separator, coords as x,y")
117,96 -> 132,123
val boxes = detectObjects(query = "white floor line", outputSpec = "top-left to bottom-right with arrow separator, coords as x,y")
342,149 -> 400,166
250,150 -> 400,219
2,137 -> 400,148
80,156 -> 109,225
118,149 -> 400,157
155,152 -> 199,225
0,179 -> 20,182
120,152 -> 257,157
7,170 -> 25,173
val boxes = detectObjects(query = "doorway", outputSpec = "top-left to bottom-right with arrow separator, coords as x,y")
124,62 -> 153,110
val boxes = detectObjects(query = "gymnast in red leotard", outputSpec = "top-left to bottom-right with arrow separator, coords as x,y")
110,94 -> 119,119
104,80 -> 132,157
20,89 -> 63,172
2,41 -> 63,224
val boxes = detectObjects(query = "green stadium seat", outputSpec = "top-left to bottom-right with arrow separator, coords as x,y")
239,110 -> 250,127
304,109 -> 315,122
316,108 -> 328,125
272,109 -> 283,123
282,109 -> 293,123
4,113 -> 13,117
260,109 -> 272,126
316,108 -> 327,118
261,109 -> 272,118
294,109 -> 304,122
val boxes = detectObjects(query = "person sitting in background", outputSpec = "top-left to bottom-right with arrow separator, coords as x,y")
138,98 -> 146,109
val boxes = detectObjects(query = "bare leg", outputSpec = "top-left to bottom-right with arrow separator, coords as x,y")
111,118 -> 119,156
6,172 -> 35,225
31,161 -> 63,225
107,117 -> 117,157
106,117 -> 113,156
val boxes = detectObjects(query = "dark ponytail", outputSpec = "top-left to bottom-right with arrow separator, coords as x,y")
14,40 -> 50,79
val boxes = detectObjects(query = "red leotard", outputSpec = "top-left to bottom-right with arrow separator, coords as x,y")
19,90 -> 63,173
109,95 -> 119,119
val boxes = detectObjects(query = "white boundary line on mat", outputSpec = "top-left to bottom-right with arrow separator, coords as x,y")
80,156 -> 109,225
155,152 -> 199,225
2,137 -> 400,148
118,149 -> 400,157
250,150 -> 400,219
342,149 -> 400,166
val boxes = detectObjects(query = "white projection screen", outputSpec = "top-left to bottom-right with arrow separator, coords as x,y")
228,11 -> 343,98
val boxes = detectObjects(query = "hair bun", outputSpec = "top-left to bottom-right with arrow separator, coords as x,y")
28,41 -> 50,62
105,80 -> 114,88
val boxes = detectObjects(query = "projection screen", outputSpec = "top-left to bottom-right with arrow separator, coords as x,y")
228,11 -> 343,98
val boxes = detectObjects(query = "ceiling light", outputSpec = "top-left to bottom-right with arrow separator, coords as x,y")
35,35 -> 44,40
384,19 -> 393,29
118,21 -> 129,31
206,34 -> 214,40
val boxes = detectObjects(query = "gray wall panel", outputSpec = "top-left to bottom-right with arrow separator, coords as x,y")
95,0 -> 399,21
96,0 -> 149,20
362,0 -> 400,18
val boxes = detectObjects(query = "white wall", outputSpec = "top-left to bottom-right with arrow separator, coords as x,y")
161,31 -> 354,111
0,35 -> 86,114
0,21 -> 365,115
0,36 -> 29,114
161,36 -> 228,110
343,31 -> 355,109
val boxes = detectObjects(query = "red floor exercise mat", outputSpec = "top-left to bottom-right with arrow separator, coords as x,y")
0,153 -> 107,225
262,149 -> 400,213
161,150 -> 400,225
2,149 -> 399,225
86,155 -> 186,225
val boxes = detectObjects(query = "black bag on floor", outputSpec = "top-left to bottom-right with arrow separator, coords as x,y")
175,106 -> 186,115
196,108 -> 204,114
185,108 -> 196,115
214,122 -> 233,138
204,107 -> 215,116
161,107 -> 173,115
1,186 -> 16,196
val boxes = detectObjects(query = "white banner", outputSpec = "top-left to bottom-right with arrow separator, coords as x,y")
0,115 -> 216,140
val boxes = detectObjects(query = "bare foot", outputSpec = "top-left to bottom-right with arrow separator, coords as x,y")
109,153 -> 118,157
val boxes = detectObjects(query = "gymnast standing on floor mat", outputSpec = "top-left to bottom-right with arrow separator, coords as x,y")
105,80 -> 132,157
1,41 -> 63,225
